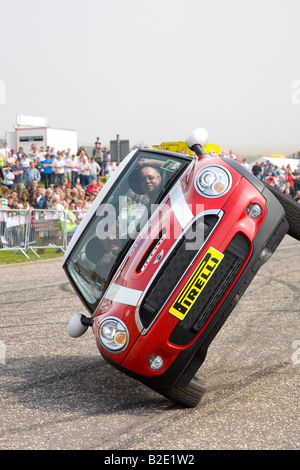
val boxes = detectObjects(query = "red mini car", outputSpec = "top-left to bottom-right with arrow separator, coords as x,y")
63,128 -> 299,407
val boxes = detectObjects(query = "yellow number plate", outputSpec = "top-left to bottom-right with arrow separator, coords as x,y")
169,247 -> 224,320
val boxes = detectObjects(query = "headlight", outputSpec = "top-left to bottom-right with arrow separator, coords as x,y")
195,165 -> 232,198
98,317 -> 129,353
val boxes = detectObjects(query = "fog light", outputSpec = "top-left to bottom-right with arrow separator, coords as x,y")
148,355 -> 164,371
247,203 -> 262,219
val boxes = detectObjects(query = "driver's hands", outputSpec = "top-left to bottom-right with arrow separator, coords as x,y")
102,251 -> 116,265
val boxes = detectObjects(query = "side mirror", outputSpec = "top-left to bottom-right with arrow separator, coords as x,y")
67,314 -> 90,338
187,128 -> 209,157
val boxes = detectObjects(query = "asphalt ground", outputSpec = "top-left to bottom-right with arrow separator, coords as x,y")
0,235 -> 299,451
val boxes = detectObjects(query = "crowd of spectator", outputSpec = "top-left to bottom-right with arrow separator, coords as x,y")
250,158 -> 300,202
1,140 -> 300,219
213,149 -> 300,203
0,139 -> 117,213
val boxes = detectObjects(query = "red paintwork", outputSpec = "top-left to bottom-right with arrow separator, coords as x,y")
93,156 -> 267,377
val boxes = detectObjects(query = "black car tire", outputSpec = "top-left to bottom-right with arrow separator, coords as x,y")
163,376 -> 206,408
263,182 -> 300,241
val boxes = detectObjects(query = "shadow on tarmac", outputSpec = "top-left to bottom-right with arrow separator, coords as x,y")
0,355 -> 173,415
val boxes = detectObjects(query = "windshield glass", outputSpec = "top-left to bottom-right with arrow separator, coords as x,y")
65,150 -> 190,312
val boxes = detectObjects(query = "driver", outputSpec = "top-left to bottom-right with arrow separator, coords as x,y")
128,162 -> 163,204
138,165 -> 162,203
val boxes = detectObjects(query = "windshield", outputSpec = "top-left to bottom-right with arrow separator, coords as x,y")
65,150 -> 191,312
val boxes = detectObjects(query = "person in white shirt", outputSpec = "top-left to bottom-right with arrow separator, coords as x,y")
63,154 -> 72,187
105,154 -> 116,177
37,146 -> 46,163
79,156 -> 91,189
49,194 -> 65,218
0,143 -> 11,160
20,154 -> 30,169
5,151 -> 15,167
89,157 -> 101,179
240,159 -> 250,171
54,154 -> 65,186
28,144 -> 39,159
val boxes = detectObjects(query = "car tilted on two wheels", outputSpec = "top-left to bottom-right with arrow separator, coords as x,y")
63,128 -> 300,407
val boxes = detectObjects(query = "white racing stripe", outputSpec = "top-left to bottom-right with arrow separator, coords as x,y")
170,183 -> 194,228
105,284 -> 143,306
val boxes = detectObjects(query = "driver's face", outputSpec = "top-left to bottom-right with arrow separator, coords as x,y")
139,166 -> 162,198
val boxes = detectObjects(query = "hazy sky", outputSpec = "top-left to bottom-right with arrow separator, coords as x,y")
1,0 -> 300,156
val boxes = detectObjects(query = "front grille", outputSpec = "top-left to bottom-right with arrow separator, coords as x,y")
168,233 -> 250,346
138,214 -> 219,329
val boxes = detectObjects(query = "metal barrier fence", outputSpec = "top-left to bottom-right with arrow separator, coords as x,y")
0,208 -> 86,259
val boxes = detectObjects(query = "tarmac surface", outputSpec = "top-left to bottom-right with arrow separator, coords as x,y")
0,235 -> 299,451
